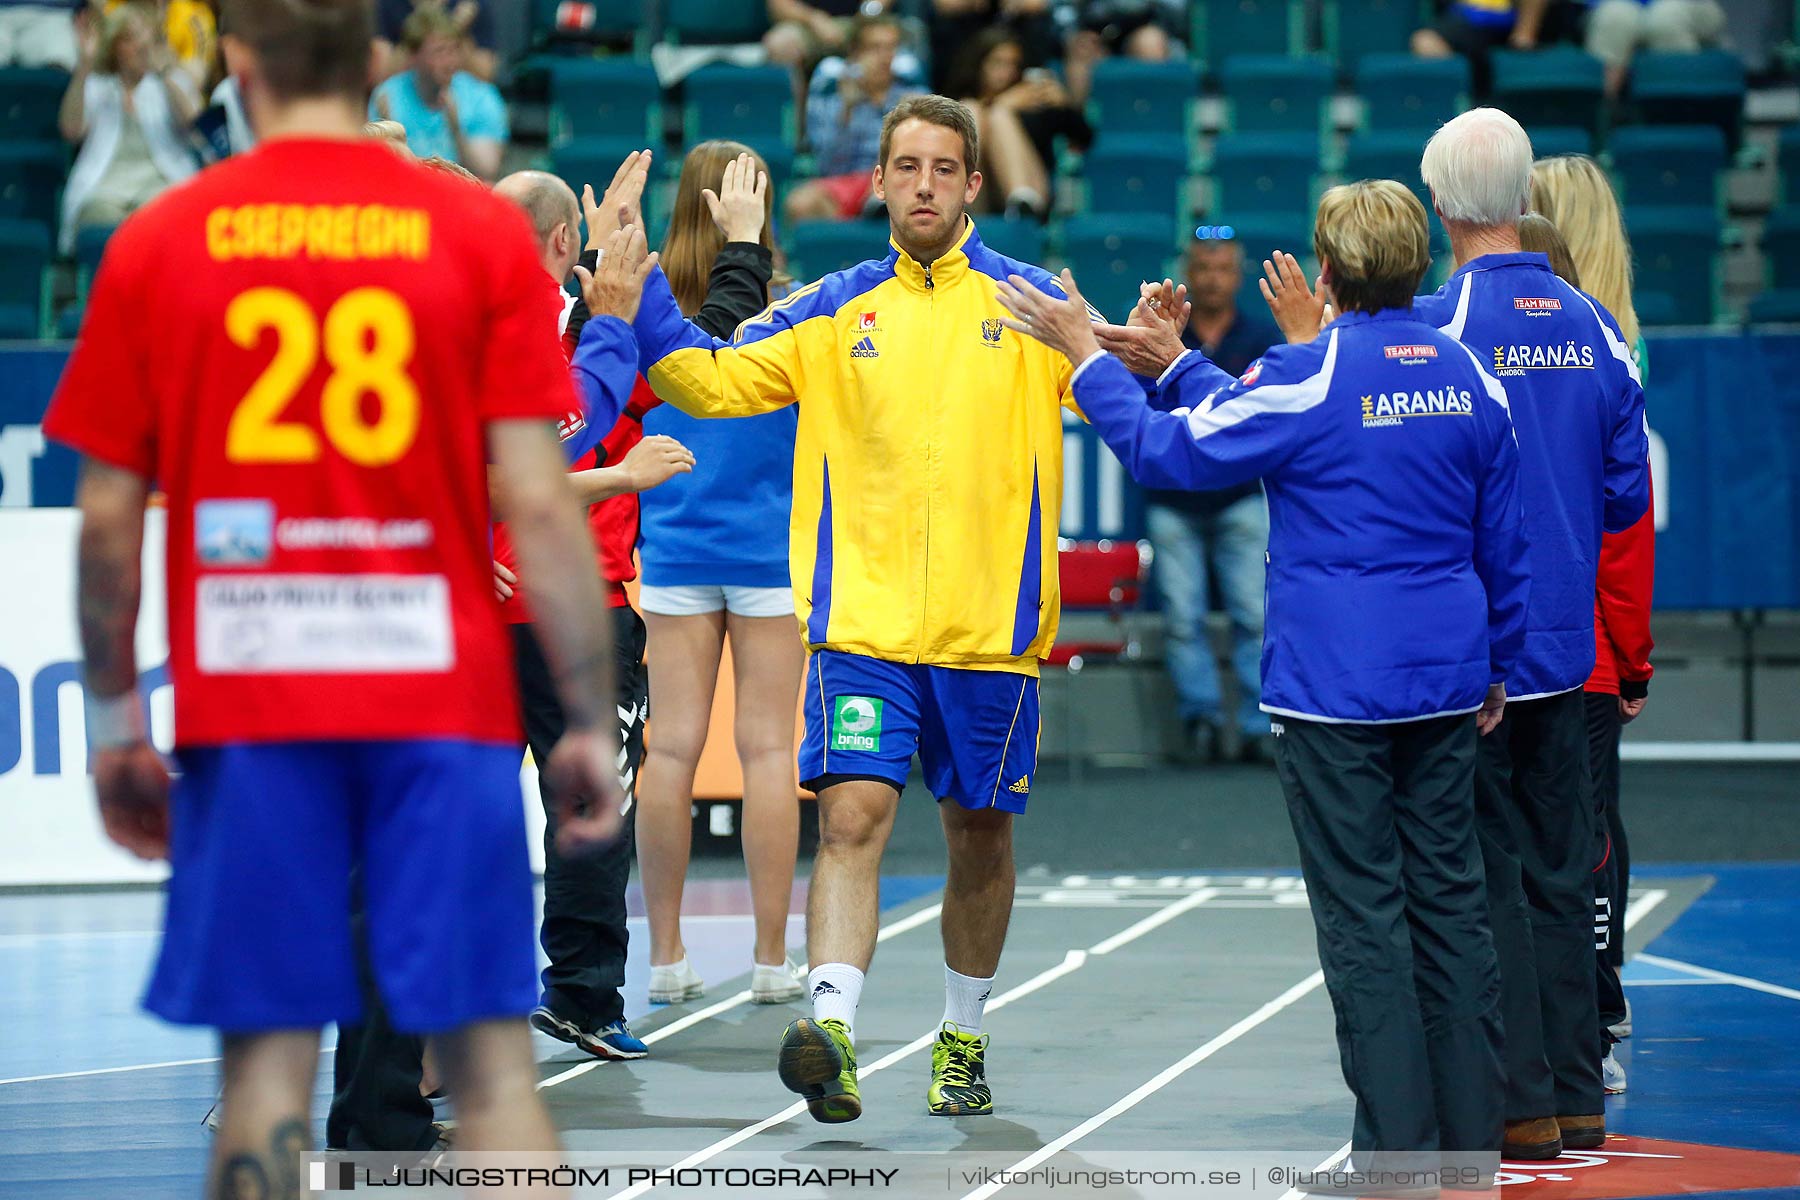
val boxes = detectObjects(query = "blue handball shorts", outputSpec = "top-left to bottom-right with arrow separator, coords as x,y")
799,650 -> 1040,813
143,739 -> 537,1035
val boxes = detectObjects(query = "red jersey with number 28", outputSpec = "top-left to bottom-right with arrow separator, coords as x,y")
44,138 -> 576,747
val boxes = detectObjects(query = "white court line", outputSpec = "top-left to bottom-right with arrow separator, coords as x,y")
1622,977 -> 1731,987
601,890 -> 1222,1200
1620,741 -> 1800,762
964,881 -> 1676,1197
1634,953 -> 1800,1002
0,1056 -> 223,1087
536,903 -> 946,1092
958,970 -> 1330,1200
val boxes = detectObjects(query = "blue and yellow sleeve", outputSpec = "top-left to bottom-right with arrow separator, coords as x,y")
632,265 -> 807,418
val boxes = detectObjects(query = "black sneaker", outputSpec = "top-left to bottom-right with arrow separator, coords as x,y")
530,1005 -> 648,1061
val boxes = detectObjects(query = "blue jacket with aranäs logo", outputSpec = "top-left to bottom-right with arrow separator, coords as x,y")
1071,309 -> 1530,725
1415,252 -> 1651,700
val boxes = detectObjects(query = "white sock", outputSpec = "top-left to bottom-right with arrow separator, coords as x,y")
808,963 -> 863,1037
943,966 -> 995,1036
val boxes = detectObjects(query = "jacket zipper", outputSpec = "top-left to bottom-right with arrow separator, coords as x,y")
917,262 -> 934,663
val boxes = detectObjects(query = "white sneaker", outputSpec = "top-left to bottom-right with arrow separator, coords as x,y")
1608,996 -> 1633,1041
750,957 -> 805,1004
647,957 -> 704,1004
1603,1044 -> 1627,1094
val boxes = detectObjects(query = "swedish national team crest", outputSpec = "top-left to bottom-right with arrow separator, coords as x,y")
980,318 -> 1004,346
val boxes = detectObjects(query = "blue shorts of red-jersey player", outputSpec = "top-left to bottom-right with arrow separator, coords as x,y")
143,739 -> 536,1034
799,649 -> 1041,814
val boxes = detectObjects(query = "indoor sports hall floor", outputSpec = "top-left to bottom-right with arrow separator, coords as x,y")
4,762 -> 1799,1199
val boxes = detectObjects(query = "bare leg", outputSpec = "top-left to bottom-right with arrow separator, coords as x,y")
1411,28 -> 1453,57
210,1029 -> 319,1200
807,779 -> 902,971
982,103 -> 1049,210
436,1018 -> 558,1152
785,181 -> 841,224
1123,22 -> 1171,61
1063,30 -> 1105,105
939,803 -> 1015,978
727,611 -> 806,966
635,610 -> 726,967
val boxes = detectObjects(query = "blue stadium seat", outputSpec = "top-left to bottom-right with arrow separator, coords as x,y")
1633,290 -> 1679,327
1061,214 -> 1179,322
1631,50 -> 1745,152
0,142 -> 64,233
664,0 -> 770,44
1492,49 -> 1604,144
683,64 -> 791,147
0,219 -> 51,340
1086,59 -> 1198,138
550,58 -> 660,143
1781,125 -> 1800,206
1191,0 -> 1300,75
552,137 -> 666,229
1626,205 -> 1720,326
0,67 -> 68,142
1610,126 -> 1725,210
1762,207 -> 1800,291
1747,288 -> 1800,324
1085,135 -> 1188,220
1325,0 -> 1424,77
1214,212 -> 1315,314
1220,55 -> 1332,134
1354,54 -> 1466,133
975,216 -> 1046,266
1528,125 -> 1594,159
787,220 -> 888,282
1210,133 -> 1319,218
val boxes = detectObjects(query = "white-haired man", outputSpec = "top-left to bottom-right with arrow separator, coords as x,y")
1414,107 -> 1650,1161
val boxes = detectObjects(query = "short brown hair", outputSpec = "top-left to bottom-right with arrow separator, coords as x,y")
849,12 -> 903,54
879,94 -> 979,174
220,0 -> 374,103
1312,180 -> 1432,315
1518,212 -> 1580,289
402,5 -> 463,52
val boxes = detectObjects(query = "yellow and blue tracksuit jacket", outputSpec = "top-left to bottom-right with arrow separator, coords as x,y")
630,218 -> 1092,675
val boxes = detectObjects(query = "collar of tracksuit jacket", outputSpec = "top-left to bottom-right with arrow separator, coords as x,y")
886,215 -> 974,295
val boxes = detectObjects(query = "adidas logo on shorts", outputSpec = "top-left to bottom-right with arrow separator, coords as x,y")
1007,776 -> 1029,795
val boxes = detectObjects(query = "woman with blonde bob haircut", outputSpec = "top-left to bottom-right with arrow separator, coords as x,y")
634,141 -> 808,1007
1000,175 -> 1526,1171
1528,153 -> 1655,1100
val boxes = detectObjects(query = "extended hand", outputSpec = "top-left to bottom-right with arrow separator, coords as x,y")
574,225 -> 659,323
1619,695 -> 1647,724
621,434 -> 695,492
493,560 -> 517,602
544,727 -> 627,854
1259,251 -> 1332,345
584,148 -> 654,253
1095,281 -> 1189,376
94,741 -> 171,860
995,269 -> 1102,364
702,151 -> 769,245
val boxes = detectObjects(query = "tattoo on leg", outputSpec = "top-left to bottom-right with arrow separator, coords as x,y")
210,1117 -> 309,1200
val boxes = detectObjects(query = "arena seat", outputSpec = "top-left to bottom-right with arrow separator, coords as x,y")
787,220 -> 889,282
1219,55 -> 1332,135
1085,135 -> 1189,222
1631,50 -> 1746,153
1626,205 -> 1721,326
1354,54 -> 1467,133
1061,213 -> 1183,321
1210,133 -> 1320,218
1086,59 -> 1198,138
1190,0 -> 1301,76
682,64 -> 791,148
0,67 -> 68,144
1324,0 -> 1425,78
1610,125 -> 1725,211
0,218 -> 50,340
0,143 -> 65,236
1492,49 -> 1604,146
663,0 -> 770,44
550,58 -> 661,144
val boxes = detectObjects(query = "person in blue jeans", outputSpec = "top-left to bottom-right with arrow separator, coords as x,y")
1143,234 -> 1279,763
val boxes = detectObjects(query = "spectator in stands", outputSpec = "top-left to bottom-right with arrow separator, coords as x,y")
376,0 -> 496,81
369,5 -> 506,182
1139,233 -> 1278,764
1530,153 -> 1655,1101
1585,0 -> 1726,99
784,14 -> 922,224
1060,0 -> 1182,106
946,25 -> 1090,220
636,143 -> 808,1010
1412,0 -> 1585,93
0,0 -> 77,68
767,0 -> 915,123
927,0 -> 1058,93
103,0 -> 217,91
58,3 -> 198,253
